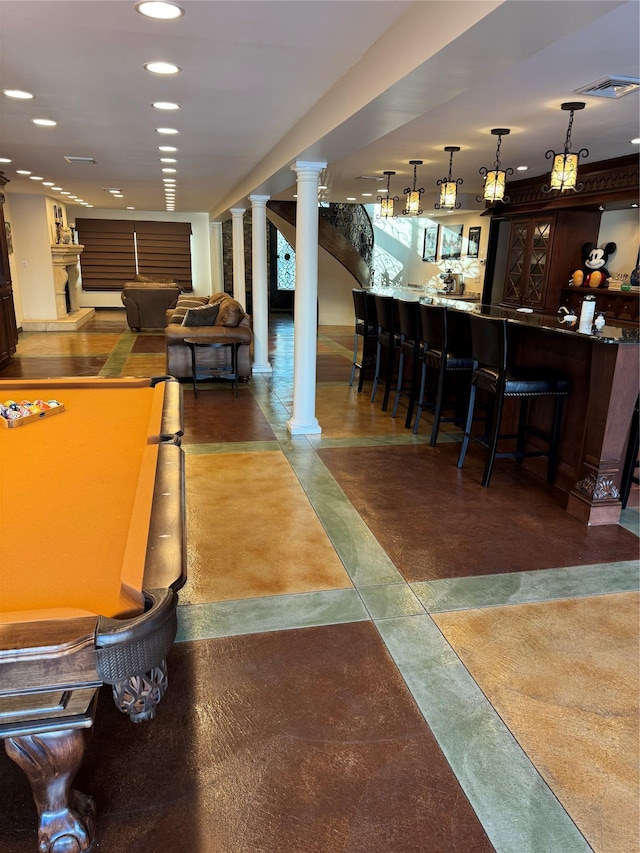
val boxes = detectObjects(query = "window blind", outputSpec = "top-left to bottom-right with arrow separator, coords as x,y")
76,219 -> 193,291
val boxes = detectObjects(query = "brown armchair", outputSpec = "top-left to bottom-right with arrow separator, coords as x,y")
122,281 -> 181,331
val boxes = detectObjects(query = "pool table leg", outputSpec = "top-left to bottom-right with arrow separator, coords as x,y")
111,660 -> 169,723
5,728 -> 96,853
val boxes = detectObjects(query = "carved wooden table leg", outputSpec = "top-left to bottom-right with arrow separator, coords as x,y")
112,661 -> 169,723
5,729 -> 96,853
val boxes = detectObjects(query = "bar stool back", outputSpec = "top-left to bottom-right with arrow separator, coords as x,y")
349,288 -> 377,392
457,315 -> 570,487
370,294 -> 400,411
392,299 -> 423,427
413,304 -> 473,444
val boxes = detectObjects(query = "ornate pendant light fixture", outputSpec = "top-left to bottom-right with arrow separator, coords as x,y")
377,171 -> 399,219
478,129 -> 513,204
542,102 -> 589,193
402,161 -> 424,215
435,146 -> 462,210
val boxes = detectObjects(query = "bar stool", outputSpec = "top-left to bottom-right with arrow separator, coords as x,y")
413,304 -> 474,445
620,396 -> 639,509
349,288 -> 378,392
457,315 -> 570,488
392,299 -> 423,427
370,294 -> 400,411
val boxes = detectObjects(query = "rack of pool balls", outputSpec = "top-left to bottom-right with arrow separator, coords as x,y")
1,398 -> 65,428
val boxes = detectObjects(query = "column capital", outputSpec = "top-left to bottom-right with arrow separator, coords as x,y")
209,220 -> 223,232
230,207 -> 246,217
291,160 -> 327,177
249,194 -> 270,206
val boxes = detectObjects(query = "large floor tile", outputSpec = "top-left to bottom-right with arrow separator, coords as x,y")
182,450 -> 352,603
433,593 -> 640,853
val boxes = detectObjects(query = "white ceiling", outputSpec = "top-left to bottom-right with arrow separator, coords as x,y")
0,0 -> 638,220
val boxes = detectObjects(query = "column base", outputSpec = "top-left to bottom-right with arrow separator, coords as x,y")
566,491 -> 622,526
22,308 -> 95,332
251,362 -> 273,374
287,417 -> 322,435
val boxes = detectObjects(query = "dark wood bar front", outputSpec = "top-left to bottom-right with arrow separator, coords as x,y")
456,303 -> 638,525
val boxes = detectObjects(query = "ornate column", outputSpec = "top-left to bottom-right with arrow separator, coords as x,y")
51,243 -> 85,317
210,221 -> 224,296
287,160 -> 327,436
249,194 -> 272,374
230,208 -> 246,309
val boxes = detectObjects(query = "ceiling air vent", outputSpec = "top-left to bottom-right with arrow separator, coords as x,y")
575,76 -> 640,99
64,156 -> 96,164
355,175 -> 385,182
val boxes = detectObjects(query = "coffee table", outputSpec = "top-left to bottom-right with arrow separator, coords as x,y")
184,336 -> 244,398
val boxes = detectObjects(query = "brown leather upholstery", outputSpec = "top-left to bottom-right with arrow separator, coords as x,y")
165,293 -> 252,381
122,282 -> 181,331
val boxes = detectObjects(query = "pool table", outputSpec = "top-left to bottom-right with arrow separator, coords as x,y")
0,377 -> 186,853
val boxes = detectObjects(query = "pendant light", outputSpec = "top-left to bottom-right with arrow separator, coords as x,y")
402,161 -> 424,215
435,146 -> 462,210
478,129 -> 513,203
542,102 -> 589,193
377,171 -> 399,219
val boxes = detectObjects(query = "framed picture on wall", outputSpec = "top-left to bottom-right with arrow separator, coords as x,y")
422,225 -> 439,262
467,226 -> 481,258
440,223 -> 463,260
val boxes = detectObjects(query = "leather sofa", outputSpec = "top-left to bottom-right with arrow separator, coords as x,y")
165,292 -> 252,382
122,280 -> 181,331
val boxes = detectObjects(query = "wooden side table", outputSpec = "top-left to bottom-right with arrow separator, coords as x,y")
183,336 -> 244,398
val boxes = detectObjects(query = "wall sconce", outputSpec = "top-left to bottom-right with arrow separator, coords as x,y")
402,160 -> 424,215
542,102 -> 589,193
435,146 -> 462,210
377,171 -> 399,219
478,129 -> 513,204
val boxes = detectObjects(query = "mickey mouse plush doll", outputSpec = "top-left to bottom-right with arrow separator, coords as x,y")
572,241 -> 617,288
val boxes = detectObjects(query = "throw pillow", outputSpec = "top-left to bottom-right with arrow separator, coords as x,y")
215,297 -> 245,327
171,296 -> 208,324
182,304 -> 220,327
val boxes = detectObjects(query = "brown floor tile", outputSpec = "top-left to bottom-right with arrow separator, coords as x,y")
318,442 -> 639,580
0,624 -> 494,853
181,386 -> 276,444
434,593 -> 640,853
0,356 -> 108,378
130,335 -> 166,353
182,451 -> 351,603
121,353 -> 169,376
15,332 -> 123,356
316,353 -> 353,383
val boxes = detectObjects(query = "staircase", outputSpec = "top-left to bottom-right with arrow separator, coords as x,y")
267,200 -> 373,288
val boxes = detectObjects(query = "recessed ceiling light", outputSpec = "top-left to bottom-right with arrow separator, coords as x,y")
3,89 -> 33,99
109,189 -> 120,194
152,101 -> 180,110
378,188 -> 388,193
632,202 -> 639,208
144,61 -> 181,75
113,194 -> 124,198
0,158 -> 12,163
42,181 -> 55,186
631,137 -> 640,144
346,197 -> 357,201
158,146 -> 178,152
16,170 -> 31,175
361,193 -> 373,197
160,158 -> 177,163
163,178 -> 176,183
29,176 -> 44,181
60,191 -> 71,195
126,206 -> 135,210
516,165 -> 528,171
156,127 -> 179,135
51,186 -> 62,191
32,118 -> 57,127
85,204 -> 93,208
68,195 -> 78,199
136,1 -> 184,20
162,168 -> 177,173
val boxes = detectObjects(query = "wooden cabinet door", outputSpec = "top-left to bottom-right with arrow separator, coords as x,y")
0,175 -> 18,369
502,216 -> 554,309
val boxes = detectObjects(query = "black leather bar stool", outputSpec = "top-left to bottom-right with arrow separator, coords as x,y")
392,299 -> 423,427
620,396 -> 639,509
349,288 -> 378,392
413,303 -> 474,445
457,315 -> 570,488
370,294 -> 400,411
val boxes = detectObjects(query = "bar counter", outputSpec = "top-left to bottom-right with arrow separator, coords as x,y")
370,286 -> 639,525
